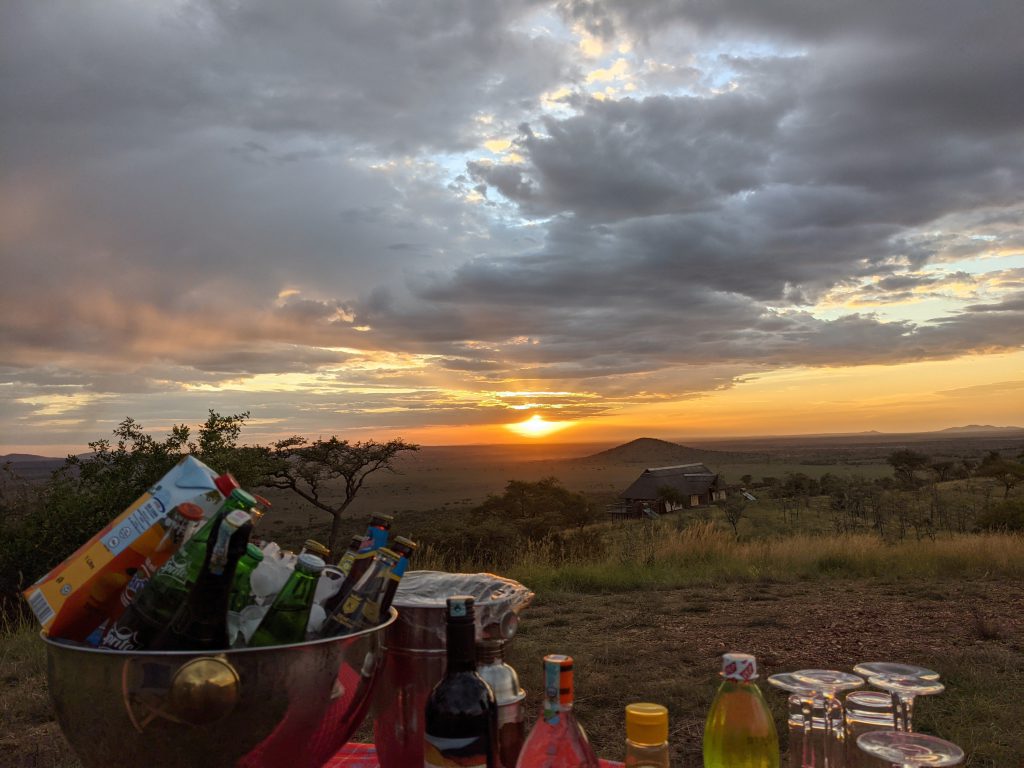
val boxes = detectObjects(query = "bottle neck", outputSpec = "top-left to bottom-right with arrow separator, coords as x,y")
541,661 -> 574,718
446,619 -> 477,673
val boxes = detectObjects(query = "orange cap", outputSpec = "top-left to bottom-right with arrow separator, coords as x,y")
626,702 -> 668,746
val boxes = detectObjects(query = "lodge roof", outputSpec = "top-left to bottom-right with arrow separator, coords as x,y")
619,463 -> 720,500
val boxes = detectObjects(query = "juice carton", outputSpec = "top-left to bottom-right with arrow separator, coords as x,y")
22,455 -> 228,637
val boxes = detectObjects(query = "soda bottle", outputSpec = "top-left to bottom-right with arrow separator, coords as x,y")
703,653 -> 779,768
150,509 -> 253,651
101,490 -> 256,650
477,639 -> 526,768
247,553 -> 326,647
625,703 -> 670,768
379,535 -> 417,616
424,596 -> 498,768
84,502 -> 205,645
320,546 -> 399,637
516,655 -> 599,768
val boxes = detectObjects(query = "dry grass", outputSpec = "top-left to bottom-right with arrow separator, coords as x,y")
415,520 -> 1024,593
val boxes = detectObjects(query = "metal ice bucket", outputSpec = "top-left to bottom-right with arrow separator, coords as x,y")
43,608 -> 397,768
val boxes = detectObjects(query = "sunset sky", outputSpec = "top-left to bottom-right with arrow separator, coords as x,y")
2,0 -> 1023,455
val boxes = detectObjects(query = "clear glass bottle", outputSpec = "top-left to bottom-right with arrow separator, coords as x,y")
625,702 -> 670,767
515,654 -> 600,768
477,639 -> 526,768
703,653 -> 779,768
248,553 -> 326,647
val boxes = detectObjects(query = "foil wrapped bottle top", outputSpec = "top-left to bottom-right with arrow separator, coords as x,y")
721,652 -> 758,681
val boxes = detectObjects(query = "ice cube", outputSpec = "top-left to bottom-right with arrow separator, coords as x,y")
306,603 -> 327,638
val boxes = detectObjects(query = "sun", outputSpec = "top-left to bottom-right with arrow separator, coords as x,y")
505,414 -> 572,439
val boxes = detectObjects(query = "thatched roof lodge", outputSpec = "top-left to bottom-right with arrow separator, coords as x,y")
615,463 -> 726,518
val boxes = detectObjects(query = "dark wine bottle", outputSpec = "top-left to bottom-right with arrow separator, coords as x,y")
423,595 -> 497,768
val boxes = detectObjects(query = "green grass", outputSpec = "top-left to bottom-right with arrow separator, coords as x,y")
417,518 -> 1024,594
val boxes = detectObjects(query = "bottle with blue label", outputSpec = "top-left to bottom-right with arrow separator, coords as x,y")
380,536 -> 417,616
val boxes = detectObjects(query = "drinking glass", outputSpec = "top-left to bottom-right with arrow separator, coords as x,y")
844,691 -> 894,768
792,670 -> 864,767
868,675 -> 944,733
856,731 -> 964,767
768,674 -> 826,768
853,662 -> 940,681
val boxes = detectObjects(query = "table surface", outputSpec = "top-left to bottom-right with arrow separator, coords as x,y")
326,743 -> 625,767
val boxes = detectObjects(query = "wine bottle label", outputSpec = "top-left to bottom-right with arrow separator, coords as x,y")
423,733 -> 488,768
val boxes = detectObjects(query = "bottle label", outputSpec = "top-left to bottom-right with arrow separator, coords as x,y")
423,733 -> 488,768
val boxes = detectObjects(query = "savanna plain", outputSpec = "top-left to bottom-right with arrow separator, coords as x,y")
2,432 -> 1023,767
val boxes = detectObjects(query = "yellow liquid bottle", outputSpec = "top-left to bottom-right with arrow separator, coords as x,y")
703,653 -> 779,768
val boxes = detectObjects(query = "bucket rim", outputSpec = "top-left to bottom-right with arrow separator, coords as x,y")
40,606 -> 398,657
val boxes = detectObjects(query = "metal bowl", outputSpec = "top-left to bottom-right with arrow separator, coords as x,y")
43,608 -> 397,768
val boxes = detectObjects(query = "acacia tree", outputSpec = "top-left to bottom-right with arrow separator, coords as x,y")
262,436 -> 419,553
887,449 -> 931,486
976,451 -> 1024,499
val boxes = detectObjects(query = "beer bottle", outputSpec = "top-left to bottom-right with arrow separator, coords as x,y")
322,514 -> 393,617
247,553 -> 326,647
150,509 -> 253,651
379,536 -> 417,617
424,596 -> 498,768
228,543 -> 265,613
101,490 -> 256,650
320,547 -> 399,637
335,534 -> 365,578
84,502 -> 205,645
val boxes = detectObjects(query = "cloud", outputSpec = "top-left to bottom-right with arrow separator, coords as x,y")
2,0 -> 1023,448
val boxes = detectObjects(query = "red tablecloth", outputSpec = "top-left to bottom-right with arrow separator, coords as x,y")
327,742 -> 624,767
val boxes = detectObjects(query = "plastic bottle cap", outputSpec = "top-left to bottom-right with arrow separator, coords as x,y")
214,473 -> 240,496
721,652 -> 758,681
229,488 -> 258,506
176,502 -> 205,521
245,543 -> 265,561
296,553 -> 326,574
625,702 -> 668,745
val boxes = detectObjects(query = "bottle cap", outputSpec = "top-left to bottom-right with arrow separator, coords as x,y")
625,702 -> 668,746
392,536 -> 418,555
296,553 -> 326,575
244,543 -> 264,562
370,513 -> 394,527
229,488 -> 258,507
542,654 -> 574,708
721,652 -> 758,681
175,502 -> 205,521
214,473 -> 240,497
446,595 -> 476,622
223,509 -> 252,530
303,539 -> 331,558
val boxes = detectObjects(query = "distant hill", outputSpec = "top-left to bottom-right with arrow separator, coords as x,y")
934,425 -> 1024,435
573,437 -> 764,466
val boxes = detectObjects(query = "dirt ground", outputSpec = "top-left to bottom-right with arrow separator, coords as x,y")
4,578 -> 1022,768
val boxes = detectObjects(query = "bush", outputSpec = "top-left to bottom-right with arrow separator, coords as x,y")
975,499 -> 1024,532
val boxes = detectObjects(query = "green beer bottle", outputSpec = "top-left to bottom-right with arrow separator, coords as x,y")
229,543 -> 264,613
150,509 -> 253,651
100,488 -> 256,650
248,553 -> 326,647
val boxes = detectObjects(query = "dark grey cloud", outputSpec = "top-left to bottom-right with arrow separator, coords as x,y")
2,0 -> 1023,448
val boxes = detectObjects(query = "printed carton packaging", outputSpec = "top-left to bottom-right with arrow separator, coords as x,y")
22,455 -> 226,636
